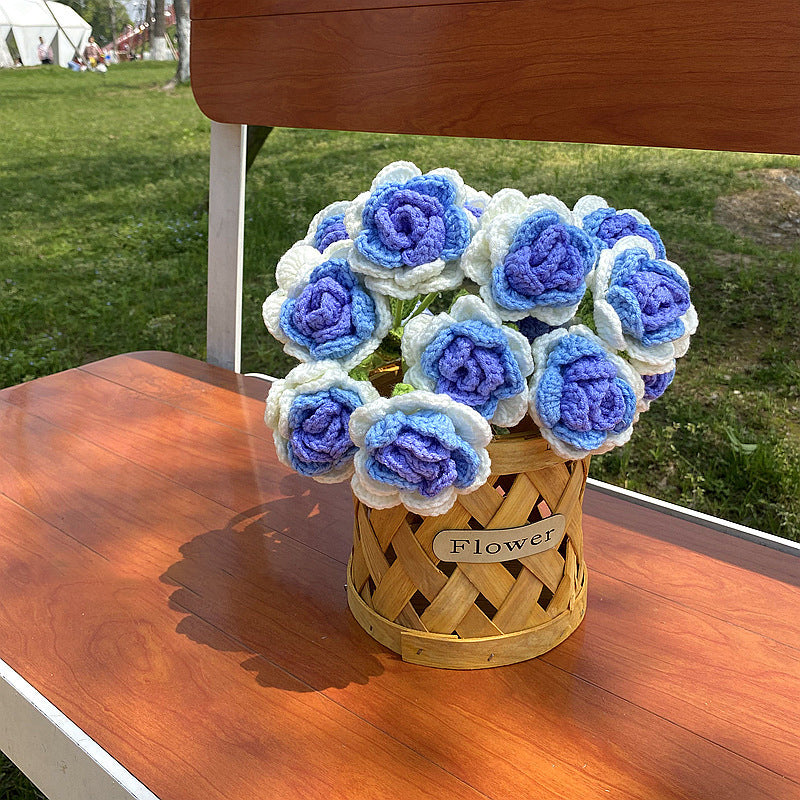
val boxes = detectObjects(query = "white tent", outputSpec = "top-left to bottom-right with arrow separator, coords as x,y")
0,0 -> 91,68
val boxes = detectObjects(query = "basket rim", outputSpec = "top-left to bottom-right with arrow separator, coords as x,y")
346,556 -> 587,669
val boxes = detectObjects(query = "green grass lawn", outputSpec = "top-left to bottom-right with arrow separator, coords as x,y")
0,753 -> 44,800
1,58 -> 800,800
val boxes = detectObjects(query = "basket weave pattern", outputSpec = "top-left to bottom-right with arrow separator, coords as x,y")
347,432 -> 590,669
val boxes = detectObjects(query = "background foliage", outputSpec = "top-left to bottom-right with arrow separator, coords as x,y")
60,0 -> 131,46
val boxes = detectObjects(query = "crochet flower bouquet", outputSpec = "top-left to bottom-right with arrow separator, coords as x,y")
263,160 -> 697,518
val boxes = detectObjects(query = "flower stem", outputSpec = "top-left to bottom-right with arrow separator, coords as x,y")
392,298 -> 405,330
404,292 -> 438,324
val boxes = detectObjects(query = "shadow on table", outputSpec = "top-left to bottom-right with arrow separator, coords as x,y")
161,473 -> 386,692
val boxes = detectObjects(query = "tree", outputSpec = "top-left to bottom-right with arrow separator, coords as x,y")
141,0 -> 152,58
150,0 -> 168,60
163,0 -> 189,88
61,0 -> 130,47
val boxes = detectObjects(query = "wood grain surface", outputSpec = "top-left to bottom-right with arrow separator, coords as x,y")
190,0 -> 800,154
192,0 -> 508,17
2,352 -> 800,800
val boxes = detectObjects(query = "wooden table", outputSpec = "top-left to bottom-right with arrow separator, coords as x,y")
1,351 -> 799,800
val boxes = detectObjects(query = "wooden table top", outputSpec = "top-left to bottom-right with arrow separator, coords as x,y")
1,351 -> 799,800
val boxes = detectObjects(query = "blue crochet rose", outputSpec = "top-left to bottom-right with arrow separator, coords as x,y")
419,321 -> 526,419
313,213 -> 348,252
582,208 -> 666,258
345,162 -> 476,299
531,327 -> 642,458
263,243 -> 391,370
277,257 -> 380,361
591,238 -> 698,371
643,368 -> 675,401
356,174 -> 471,269
350,390 -> 492,515
604,247 -> 691,347
364,411 -> 481,498
287,387 -> 363,477
402,295 -> 534,427
266,361 -> 379,484
300,200 -> 351,253
574,195 -> 666,258
490,210 -> 595,316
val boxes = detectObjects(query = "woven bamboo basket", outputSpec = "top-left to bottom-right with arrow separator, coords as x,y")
347,428 -> 589,669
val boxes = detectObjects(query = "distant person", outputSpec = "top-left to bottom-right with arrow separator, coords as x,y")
83,36 -> 103,69
37,36 -> 54,65
67,56 -> 86,71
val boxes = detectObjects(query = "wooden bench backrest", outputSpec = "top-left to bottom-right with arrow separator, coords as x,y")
191,0 -> 800,155
190,0 -> 800,370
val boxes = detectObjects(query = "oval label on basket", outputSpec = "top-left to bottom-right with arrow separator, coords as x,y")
432,515 -> 566,563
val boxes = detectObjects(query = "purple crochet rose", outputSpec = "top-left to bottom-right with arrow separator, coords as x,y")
491,210 -> 595,314
606,248 -> 691,346
583,208 -> 666,258
356,175 -> 471,269
532,329 -> 641,456
365,411 -> 481,498
313,214 -> 348,252
643,369 -> 675,401
279,258 -> 378,361
287,387 -> 361,477
420,321 -> 525,419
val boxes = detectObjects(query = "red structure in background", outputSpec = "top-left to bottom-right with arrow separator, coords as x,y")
105,5 -> 176,58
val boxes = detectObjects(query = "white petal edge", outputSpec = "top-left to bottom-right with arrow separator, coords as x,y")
262,290 -> 288,343
572,194 -> 608,223
401,312 -> 454,365
361,260 -> 464,300
370,160 -> 422,190
275,244 -> 320,290
344,191 -> 369,239
492,392 -> 528,427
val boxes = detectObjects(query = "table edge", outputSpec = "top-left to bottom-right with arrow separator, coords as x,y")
587,479 -> 800,558
0,657 -> 161,800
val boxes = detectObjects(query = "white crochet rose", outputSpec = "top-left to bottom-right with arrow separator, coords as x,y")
262,240 -> 391,370
460,188 -> 595,325
266,361 -> 379,484
589,236 -> 698,371
344,160 -> 475,300
349,390 -> 492,516
402,295 -> 534,426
